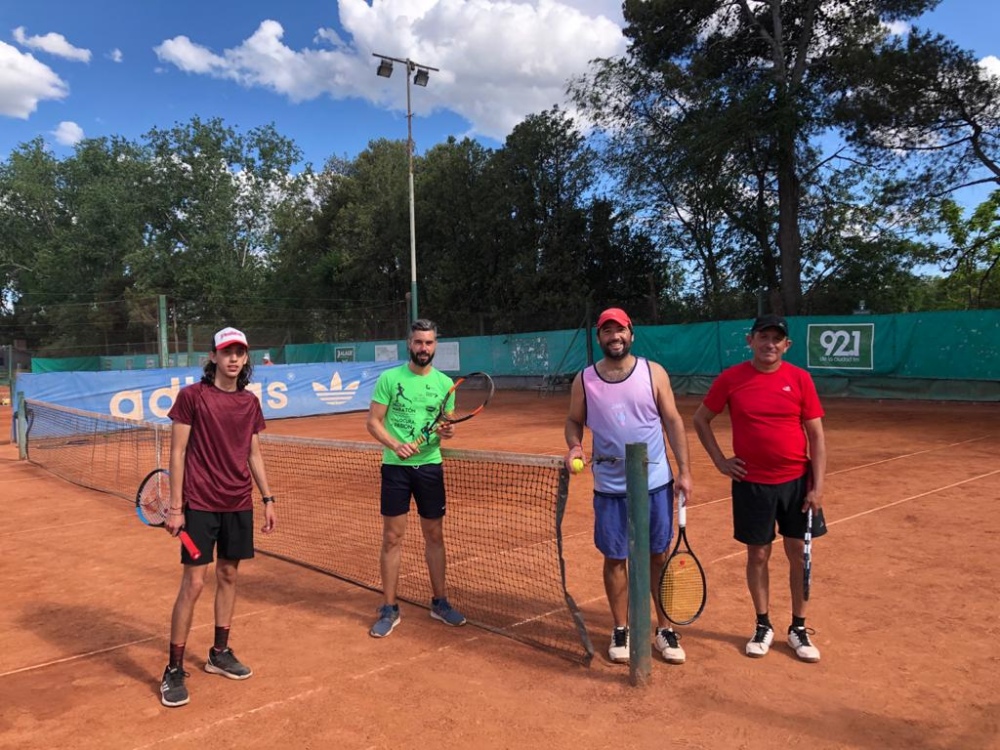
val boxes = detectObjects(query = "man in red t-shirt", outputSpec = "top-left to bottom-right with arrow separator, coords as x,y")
693,314 -> 827,663
159,326 -> 277,708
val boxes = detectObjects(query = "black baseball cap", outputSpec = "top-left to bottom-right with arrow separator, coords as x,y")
750,314 -> 789,336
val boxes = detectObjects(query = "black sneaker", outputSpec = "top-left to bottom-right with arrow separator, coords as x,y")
205,647 -> 253,680
160,666 -> 190,707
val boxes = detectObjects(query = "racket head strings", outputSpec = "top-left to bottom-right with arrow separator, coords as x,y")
136,470 -> 171,526
658,551 -> 707,625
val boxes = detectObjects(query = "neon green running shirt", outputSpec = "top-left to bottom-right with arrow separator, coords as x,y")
371,364 -> 455,465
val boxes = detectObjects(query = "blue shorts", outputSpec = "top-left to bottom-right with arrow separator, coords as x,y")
593,483 -> 674,560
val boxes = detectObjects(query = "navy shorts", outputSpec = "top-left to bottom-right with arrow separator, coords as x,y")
380,463 -> 447,519
593,483 -> 674,560
182,509 -> 255,565
732,474 -> 828,545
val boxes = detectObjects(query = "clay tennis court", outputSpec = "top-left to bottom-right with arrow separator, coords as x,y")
1,391 -> 998,750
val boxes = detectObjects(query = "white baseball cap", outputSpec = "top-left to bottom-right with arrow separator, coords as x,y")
213,327 -> 248,350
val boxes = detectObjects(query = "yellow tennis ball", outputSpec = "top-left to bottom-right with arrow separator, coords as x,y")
571,457 -> 585,474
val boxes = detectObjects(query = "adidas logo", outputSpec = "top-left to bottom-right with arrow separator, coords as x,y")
312,372 -> 361,406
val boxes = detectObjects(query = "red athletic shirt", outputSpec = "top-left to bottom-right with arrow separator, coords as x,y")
168,381 -> 266,512
702,361 -> 824,484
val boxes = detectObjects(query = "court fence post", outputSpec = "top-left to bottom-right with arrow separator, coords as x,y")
626,441 -> 651,686
16,394 -> 27,460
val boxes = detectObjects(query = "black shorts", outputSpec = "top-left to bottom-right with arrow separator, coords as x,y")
731,474 -> 828,545
182,509 -> 255,565
380,463 -> 446,519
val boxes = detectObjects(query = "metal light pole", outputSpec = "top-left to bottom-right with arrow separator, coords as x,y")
373,53 -> 439,326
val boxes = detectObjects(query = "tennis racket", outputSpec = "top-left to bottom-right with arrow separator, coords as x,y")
803,508 -> 813,601
657,491 -> 707,626
413,372 -> 495,447
136,469 -> 201,560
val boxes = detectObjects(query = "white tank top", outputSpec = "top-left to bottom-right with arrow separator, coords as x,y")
583,357 -> 673,494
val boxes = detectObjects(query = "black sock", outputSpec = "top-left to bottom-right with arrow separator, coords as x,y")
792,616 -> 806,630
756,612 -> 772,628
169,642 -> 185,670
213,625 -> 230,652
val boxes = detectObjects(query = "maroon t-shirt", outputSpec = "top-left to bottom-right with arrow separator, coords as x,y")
168,381 -> 266,512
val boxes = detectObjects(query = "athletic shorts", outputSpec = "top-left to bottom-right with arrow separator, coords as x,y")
182,509 -> 255,565
731,473 -> 828,545
380,463 -> 447,519
593,483 -> 674,560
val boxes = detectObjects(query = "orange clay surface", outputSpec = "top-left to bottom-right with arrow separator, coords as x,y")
1,392 -> 998,750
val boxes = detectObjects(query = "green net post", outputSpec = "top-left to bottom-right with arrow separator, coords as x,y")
626,441 -> 651,686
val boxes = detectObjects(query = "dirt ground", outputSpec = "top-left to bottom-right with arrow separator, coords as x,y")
1,391 -> 998,750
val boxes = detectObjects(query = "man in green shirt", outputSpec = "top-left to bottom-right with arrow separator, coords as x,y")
366,319 -> 467,637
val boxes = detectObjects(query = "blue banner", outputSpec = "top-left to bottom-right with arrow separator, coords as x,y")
13,361 -> 402,424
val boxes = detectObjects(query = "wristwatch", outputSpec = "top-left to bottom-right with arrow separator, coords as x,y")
262,496 -> 276,504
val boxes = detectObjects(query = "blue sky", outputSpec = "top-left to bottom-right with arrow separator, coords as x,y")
1,0 -> 998,170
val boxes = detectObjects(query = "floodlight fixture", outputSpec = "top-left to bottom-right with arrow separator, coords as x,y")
371,52 -> 441,325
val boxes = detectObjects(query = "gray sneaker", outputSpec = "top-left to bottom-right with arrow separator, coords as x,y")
430,598 -> 467,627
205,648 -> 253,680
370,604 -> 401,638
160,666 -> 190,707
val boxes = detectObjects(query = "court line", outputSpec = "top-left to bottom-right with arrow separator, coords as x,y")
570,467 -> 1000,604
692,434 -> 992,509
128,687 -> 339,750
129,636 -> 482,749
0,602 -> 310,679
687,467 -> 999,566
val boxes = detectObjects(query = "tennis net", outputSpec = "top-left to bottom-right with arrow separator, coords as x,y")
20,398 -> 594,663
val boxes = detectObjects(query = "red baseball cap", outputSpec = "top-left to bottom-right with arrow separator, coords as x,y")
597,307 -> 632,329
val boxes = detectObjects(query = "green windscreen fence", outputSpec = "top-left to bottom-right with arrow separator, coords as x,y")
25,311 -> 1000,401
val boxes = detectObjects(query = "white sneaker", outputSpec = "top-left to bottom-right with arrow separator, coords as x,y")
608,627 -> 629,663
655,627 -> 686,664
788,627 -> 821,663
746,623 -> 774,658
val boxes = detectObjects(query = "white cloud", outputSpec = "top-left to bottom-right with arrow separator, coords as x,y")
882,20 -> 911,37
0,41 -> 69,118
154,0 -> 626,140
981,55 -> 1000,80
52,120 -> 85,146
12,26 -> 92,63
109,48 -> 124,63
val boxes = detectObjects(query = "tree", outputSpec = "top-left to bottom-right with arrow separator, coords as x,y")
132,117 -> 305,329
574,0 -> 947,316
0,136 -> 160,354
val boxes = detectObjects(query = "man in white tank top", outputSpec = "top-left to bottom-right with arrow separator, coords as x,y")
564,307 -> 694,665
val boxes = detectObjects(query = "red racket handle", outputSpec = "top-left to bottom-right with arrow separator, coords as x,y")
179,530 -> 202,560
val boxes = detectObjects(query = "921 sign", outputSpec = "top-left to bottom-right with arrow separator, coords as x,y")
806,323 -> 874,370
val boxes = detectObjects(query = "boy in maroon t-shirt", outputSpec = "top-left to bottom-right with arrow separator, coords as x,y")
693,314 -> 828,663
159,326 -> 277,707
